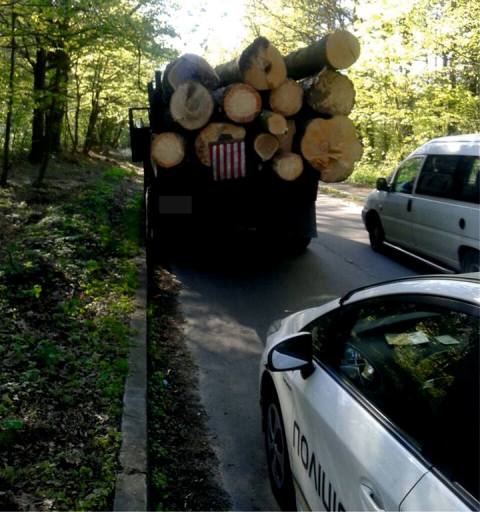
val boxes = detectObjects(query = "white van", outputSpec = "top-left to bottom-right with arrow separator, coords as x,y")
362,134 -> 480,272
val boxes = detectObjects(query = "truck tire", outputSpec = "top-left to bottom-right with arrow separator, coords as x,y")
287,236 -> 311,255
367,215 -> 384,252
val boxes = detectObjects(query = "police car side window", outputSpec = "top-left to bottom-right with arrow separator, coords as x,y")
309,299 -> 479,501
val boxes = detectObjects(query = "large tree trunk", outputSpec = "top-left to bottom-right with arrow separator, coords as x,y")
284,30 -> 360,79
29,49 -> 47,164
46,48 -> 70,153
269,79 -> 303,117
170,80 -> 214,130
83,91 -> 100,154
216,37 -> 287,90
194,123 -> 246,166
1,8 -> 16,187
213,83 -> 261,123
151,132 -> 185,168
300,116 -> 363,182
302,68 -> 355,116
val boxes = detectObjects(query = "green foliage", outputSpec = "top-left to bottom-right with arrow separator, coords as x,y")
0,164 -> 142,509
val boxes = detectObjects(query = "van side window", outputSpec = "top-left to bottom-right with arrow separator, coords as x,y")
416,155 -> 479,203
391,157 -> 423,193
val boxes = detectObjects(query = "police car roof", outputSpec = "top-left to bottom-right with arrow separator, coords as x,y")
409,134 -> 480,157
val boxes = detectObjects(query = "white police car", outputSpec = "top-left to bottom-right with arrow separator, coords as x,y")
260,274 -> 479,511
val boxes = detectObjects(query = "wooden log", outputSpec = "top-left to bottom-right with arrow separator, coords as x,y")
285,30 -> 360,79
194,123 -> 246,166
151,132 -> 185,168
254,133 -> 279,161
300,116 -> 363,182
162,54 -> 219,98
259,110 -> 287,135
170,80 -> 214,130
276,119 -> 296,153
269,79 -> 303,117
302,68 -> 355,116
272,152 -> 303,181
216,37 -> 287,90
213,83 -> 262,123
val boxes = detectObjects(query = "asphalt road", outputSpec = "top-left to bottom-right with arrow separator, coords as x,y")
169,193 -> 439,511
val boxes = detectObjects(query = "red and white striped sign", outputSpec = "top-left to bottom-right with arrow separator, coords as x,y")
209,141 -> 246,181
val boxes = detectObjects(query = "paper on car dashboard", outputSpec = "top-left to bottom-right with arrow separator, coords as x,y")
385,331 -> 430,346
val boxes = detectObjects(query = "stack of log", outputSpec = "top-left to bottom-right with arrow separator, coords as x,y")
149,30 -> 363,183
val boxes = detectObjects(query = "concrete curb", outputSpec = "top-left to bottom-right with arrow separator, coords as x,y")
114,253 -> 148,511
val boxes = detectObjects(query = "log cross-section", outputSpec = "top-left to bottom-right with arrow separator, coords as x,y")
151,132 -> 185,168
170,80 -> 214,130
195,123 -> 246,166
213,83 -> 262,123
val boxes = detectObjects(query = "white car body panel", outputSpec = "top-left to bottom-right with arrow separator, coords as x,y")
261,275 -> 480,512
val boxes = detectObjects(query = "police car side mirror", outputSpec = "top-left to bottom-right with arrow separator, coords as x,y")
376,177 -> 389,192
267,332 -> 314,378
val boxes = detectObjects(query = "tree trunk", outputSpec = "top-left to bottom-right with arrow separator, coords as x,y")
1,9 -> 16,187
259,110 -> 287,135
302,68 -> 355,116
213,83 -> 262,123
216,37 -> 287,90
169,80 -> 214,130
253,133 -> 279,161
151,132 -> 185,168
300,116 -> 363,182
47,48 -> 70,153
272,152 -> 303,181
83,92 -> 100,154
269,79 -> 303,117
284,30 -> 360,79
194,123 -> 246,166
29,49 -> 47,164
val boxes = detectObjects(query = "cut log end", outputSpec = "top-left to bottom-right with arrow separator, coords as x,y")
195,123 -> 246,166
166,54 -> 220,91
300,116 -> 363,182
269,79 -> 304,117
151,132 -> 185,168
304,68 -> 355,116
276,120 -> 296,153
239,37 -> 287,90
223,83 -> 262,123
260,110 -> 287,135
254,133 -> 280,161
326,30 -> 361,70
170,80 -> 214,130
272,152 -> 304,181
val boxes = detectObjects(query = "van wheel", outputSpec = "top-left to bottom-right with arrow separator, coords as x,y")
263,386 -> 296,510
461,249 -> 480,273
368,216 -> 385,252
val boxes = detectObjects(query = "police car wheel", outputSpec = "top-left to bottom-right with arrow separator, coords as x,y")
368,216 -> 384,252
263,387 -> 296,510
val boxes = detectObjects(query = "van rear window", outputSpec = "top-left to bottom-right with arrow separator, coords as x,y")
416,155 -> 479,204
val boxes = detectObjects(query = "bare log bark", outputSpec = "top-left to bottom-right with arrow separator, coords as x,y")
302,68 -> 355,116
253,133 -> 279,161
216,37 -> 287,90
269,79 -> 303,117
213,83 -> 261,123
151,132 -> 185,168
300,116 -> 363,182
170,80 -> 214,130
272,152 -> 304,181
284,30 -> 360,79
162,54 -> 219,98
194,123 -> 246,166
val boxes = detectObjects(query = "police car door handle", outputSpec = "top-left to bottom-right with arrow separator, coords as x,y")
360,483 -> 384,511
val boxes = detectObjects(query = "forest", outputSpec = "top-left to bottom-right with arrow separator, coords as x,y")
0,0 -> 479,186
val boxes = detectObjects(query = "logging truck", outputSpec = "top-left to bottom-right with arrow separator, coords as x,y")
129,30 -> 362,254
